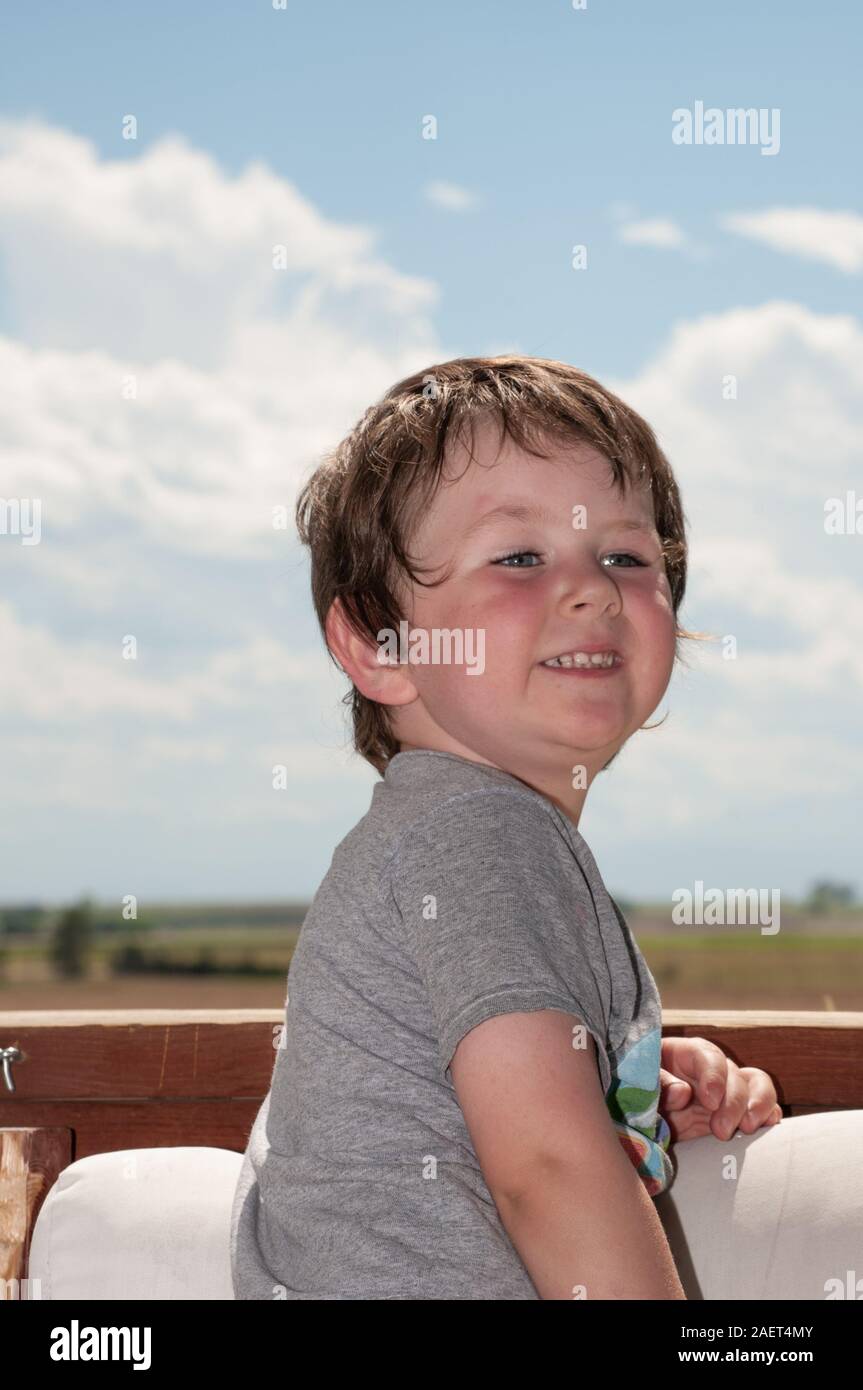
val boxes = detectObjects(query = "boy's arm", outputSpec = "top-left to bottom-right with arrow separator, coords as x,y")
450,1009 -> 686,1300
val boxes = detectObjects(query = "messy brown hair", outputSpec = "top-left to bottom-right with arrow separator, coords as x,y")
295,355 -> 706,776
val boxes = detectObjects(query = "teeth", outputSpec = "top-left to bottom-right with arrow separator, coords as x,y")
542,650 -> 618,668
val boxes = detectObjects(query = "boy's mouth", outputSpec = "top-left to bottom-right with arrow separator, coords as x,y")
540,647 -> 623,671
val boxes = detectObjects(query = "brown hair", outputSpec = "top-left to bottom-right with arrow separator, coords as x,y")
295,354 -> 707,776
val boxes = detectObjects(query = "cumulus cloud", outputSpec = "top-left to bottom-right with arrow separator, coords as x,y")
0,118 -> 439,365
618,217 -> 686,249
0,120 -> 445,847
614,299 -> 863,615
0,599 -> 338,721
0,122 -> 446,556
602,298 -> 863,823
722,207 -> 863,273
423,180 -> 480,211
2,117 -> 862,893
0,334 -> 353,554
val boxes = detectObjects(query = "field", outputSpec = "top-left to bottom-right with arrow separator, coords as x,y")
1,908 -> 862,1011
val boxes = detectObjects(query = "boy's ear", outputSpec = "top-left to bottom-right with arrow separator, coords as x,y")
324,597 -> 417,707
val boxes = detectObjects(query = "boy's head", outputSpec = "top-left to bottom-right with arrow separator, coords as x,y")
296,355 -> 697,793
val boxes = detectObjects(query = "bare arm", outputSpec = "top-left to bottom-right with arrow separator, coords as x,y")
449,1009 -> 686,1300
494,1143 -> 685,1300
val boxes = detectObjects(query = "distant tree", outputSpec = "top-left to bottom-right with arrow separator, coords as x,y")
111,944 -> 146,974
0,905 -> 46,936
193,948 -> 216,975
49,897 -> 96,978
804,879 -> 857,914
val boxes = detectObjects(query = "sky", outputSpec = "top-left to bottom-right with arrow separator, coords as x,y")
1,0 -> 862,907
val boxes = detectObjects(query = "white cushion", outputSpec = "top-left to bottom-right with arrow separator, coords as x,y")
655,1109 -> 863,1299
27,1110 -> 863,1300
28,1146 -> 243,1300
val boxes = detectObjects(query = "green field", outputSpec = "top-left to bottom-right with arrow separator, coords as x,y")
0,912 -> 861,1012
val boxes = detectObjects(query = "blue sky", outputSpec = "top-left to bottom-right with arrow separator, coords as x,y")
1,1 -> 862,905
4,0 -> 862,376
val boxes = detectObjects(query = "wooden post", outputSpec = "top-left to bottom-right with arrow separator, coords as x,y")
0,1127 -> 72,1299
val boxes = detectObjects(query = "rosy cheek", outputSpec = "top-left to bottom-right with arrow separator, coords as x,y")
483,574 -> 548,609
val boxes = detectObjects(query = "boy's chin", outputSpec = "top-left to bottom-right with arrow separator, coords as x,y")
549,717 -> 629,750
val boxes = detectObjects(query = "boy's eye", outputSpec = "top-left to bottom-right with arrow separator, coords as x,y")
492,549 -> 542,568
491,550 -> 648,570
602,552 -> 648,568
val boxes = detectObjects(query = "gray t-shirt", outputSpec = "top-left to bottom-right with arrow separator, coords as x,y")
230,749 -> 674,1300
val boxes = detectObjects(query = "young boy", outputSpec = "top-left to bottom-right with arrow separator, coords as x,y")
230,355 -> 779,1300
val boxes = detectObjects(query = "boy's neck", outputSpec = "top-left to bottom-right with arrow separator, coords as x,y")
395,739 -> 594,830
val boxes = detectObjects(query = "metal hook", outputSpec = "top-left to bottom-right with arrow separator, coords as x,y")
1,1046 -> 22,1093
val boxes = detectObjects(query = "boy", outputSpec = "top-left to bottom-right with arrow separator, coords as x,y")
230,355 -> 779,1300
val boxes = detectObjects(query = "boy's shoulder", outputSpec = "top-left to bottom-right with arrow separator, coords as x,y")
349,749 -> 580,882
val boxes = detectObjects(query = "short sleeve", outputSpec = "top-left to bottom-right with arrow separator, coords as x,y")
385,789 -> 612,1094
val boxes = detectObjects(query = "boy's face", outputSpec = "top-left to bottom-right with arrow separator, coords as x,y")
382,419 -> 677,810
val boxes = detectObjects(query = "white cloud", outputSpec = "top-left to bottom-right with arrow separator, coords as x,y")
617,299 -> 863,489
692,539 -> 863,683
423,180 -> 480,211
600,704 -> 863,842
618,217 -> 686,249
0,118 -> 447,557
3,118 -> 863,895
0,118 -> 439,365
0,119 -> 445,857
586,296 -> 863,846
0,599 -> 337,721
139,735 -> 228,763
722,207 -> 863,273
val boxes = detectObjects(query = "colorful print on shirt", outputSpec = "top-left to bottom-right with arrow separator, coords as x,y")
604,1026 -> 673,1196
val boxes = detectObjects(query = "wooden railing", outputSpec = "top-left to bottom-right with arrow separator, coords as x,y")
2,1008 -> 862,1291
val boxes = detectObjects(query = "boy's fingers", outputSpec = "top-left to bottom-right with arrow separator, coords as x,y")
659,1069 -> 692,1109
661,1055 -> 782,1138
689,1047 -> 729,1111
738,1066 -> 780,1129
661,1037 -> 728,1110
709,1061 -> 750,1139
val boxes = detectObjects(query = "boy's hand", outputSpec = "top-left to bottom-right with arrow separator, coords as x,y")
659,1036 -> 782,1143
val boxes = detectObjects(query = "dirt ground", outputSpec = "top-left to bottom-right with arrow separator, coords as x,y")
0,976 -> 288,1010
0,975 -> 855,1012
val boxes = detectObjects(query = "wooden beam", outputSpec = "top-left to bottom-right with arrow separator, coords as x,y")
0,1100 -> 259,1161
0,1127 -> 71,1297
0,1008 -> 860,1125
0,1009 -> 282,1099
661,1010 -> 863,1109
